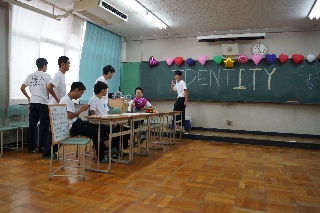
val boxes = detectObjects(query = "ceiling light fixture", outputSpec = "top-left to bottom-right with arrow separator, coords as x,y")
120,0 -> 167,29
308,0 -> 320,19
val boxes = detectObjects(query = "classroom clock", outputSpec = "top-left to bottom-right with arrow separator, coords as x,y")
251,43 -> 267,55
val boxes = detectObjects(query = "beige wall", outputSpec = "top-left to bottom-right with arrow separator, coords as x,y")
122,32 -> 320,135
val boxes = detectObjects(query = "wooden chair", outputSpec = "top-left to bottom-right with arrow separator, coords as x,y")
7,105 -> 28,151
0,107 -> 18,156
48,104 -> 91,180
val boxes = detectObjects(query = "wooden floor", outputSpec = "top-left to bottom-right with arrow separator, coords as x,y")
1,139 -> 320,213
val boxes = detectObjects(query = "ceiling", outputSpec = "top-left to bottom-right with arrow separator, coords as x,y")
41,0 -> 320,40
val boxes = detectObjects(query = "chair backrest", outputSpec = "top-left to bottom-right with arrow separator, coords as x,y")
48,104 -> 69,144
109,107 -> 121,115
7,105 -> 28,118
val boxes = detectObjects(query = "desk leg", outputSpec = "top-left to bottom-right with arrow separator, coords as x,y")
163,114 -> 176,145
87,120 -> 111,174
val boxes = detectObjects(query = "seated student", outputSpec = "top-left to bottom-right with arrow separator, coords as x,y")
42,82 -> 109,163
89,81 -> 129,152
128,87 -> 154,113
128,87 -> 155,144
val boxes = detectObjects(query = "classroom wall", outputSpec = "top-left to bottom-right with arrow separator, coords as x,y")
121,31 -> 320,135
0,2 -> 9,122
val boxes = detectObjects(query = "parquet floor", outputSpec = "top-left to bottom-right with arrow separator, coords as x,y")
1,139 -> 320,213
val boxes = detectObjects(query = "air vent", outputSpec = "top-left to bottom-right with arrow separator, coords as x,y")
74,0 -> 128,25
101,2 -> 127,20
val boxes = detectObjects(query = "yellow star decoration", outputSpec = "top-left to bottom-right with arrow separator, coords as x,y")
223,57 -> 235,68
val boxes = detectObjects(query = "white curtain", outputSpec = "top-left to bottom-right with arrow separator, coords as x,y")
9,0 -> 84,104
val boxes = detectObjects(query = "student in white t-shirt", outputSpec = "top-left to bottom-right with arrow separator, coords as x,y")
89,81 -> 130,154
93,65 -> 115,109
42,82 -> 109,163
170,70 -> 188,132
47,56 -> 69,104
20,58 -> 52,153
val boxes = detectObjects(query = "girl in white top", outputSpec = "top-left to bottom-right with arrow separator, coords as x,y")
170,70 -> 188,132
48,56 -> 69,104
128,87 -> 154,112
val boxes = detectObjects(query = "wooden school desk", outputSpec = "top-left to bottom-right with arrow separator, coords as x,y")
85,114 -> 137,173
85,111 -> 182,174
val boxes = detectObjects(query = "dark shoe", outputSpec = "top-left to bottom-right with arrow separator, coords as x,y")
94,158 -> 108,163
42,154 -> 57,159
104,147 -> 121,155
140,137 -> 146,144
29,150 -> 41,154
112,154 -> 118,159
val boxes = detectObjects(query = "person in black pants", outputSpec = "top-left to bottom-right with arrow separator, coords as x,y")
21,58 -> 52,153
170,70 -> 188,132
42,82 -> 109,162
89,81 -> 130,152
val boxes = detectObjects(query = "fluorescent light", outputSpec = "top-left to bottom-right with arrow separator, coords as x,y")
143,12 -> 167,29
120,0 -> 167,29
120,0 -> 146,14
308,0 -> 320,19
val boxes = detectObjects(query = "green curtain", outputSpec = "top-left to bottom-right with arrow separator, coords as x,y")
79,22 -> 122,103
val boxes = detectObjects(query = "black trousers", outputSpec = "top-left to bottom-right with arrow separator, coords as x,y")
173,97 -> 186,127
28,103 -> 49,152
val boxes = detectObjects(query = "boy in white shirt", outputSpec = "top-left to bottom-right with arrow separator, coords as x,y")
93,65 -> 115,109
89,81 -> 129,155
20,58 -> 52,153
42,82 -> 109,163
170,70 -> 188,132
47,56 -> 69,104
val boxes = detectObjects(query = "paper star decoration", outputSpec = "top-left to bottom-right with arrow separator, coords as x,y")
223,57 -> 235,68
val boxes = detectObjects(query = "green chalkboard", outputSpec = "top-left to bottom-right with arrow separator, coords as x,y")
141,59 -> 320,104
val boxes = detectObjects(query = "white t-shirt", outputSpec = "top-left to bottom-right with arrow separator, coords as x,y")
23,71 -> 52,104
49,71 -> 66,104
59,95 -> 77,129
93,76 -> 108,106
173,80 -> 187,98
127,99 -> 152,112
88,95 -> 108,116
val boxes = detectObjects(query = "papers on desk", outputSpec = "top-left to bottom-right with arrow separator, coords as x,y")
122,113 -> 140,115
122,113 -> 150,115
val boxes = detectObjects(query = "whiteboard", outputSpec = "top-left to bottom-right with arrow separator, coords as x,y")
48,105 -> 69,143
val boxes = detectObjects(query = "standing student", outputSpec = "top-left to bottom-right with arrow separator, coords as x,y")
170,70 -> 188,132
93,65 -> 115,109
47,56 -> 69,104
42,82 -> 109,163
20,58 -> 52,153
